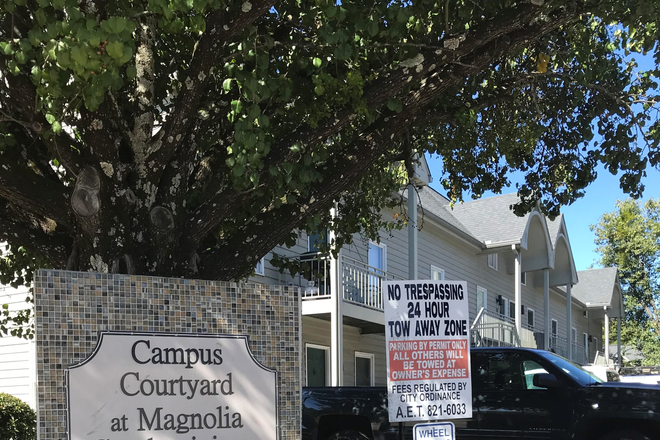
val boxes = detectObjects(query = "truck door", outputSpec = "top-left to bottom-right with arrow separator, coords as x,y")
518,357 -> 571,439
471,351 -> 528,439
471,350 -> 572,440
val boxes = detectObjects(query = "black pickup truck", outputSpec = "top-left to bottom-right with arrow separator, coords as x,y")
302,347 -> 660,440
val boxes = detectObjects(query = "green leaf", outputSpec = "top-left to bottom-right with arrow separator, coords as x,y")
313,57 -> 322,68
325,5 -> 337,18
70,47 -> 87,67
89,32 -> 101,48
368,19 -> 379,37
52,121 -> 62,133
45,114 -> 56,124
106,41 -> 124,60
126,65 -> 137,79
387,99 -> 402,113
119,46 -> 133,65
1,43 -> 14,56
231,100 -> 243,114
223,78 -> 233,92
57,50 -> 71,68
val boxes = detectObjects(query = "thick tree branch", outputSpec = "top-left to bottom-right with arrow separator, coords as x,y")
0,202 -> 71,269
146,0 -> 274,170
1,73 -> 84,175
78,101 -> 121,165
130,14 -> 157,164
0,163 -> 72,230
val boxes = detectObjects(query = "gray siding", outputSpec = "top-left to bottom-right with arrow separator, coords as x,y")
301,317 -> 388,386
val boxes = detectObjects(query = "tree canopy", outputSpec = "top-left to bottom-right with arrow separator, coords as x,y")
0,0 -> 660,286
593,199 -> 660,365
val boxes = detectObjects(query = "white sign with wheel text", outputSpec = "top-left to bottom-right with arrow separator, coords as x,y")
414,421 -> 455,440
384,280 -> 472,422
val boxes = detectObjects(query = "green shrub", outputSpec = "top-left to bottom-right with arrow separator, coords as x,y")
0,393 -> 36,440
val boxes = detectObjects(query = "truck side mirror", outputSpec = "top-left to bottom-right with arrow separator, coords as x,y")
533,373 -> 561,389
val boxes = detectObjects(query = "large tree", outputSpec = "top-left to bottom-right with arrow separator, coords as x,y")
592,199 -> 660,365
0,0 -> 660,286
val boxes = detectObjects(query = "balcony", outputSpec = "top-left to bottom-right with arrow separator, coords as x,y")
572,343 -> 588,365
341,256 -> 404,310
300,253 -> 403,317
471,309 -> 589,365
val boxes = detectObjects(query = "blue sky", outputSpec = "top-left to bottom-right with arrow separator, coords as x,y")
425,155 -> 660,271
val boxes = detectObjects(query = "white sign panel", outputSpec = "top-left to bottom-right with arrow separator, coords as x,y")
384,280 -> 471,422
414,421 -> 455,440
66,332 -> 277,440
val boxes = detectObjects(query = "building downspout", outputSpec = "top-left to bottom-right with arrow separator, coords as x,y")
544,268 -> 550,351
408,185 -> 418,280
617,317 -> 622,367
512,245 -> 522,341
604,307 -> 610,367
566,283 -> 572,361
330,203 -> 343,386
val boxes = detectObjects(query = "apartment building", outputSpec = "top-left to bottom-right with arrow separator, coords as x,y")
250,166 -> 623,386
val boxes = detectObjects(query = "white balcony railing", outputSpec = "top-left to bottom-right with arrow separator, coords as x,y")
520,323 -> 542,350
341,256 -> 403,310
299,253 -> 403,311
471,309 -> 520,347
572,343 -> 587,365
549,334 -> 568,358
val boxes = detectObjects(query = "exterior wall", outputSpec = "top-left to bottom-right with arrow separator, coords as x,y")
0,285 -> 35,408
302,317 -> 387,386
571,301 -> 591,363
418,221 -> 496,319
340,212 -> 410,281
247,234 -> 309,286
586,315 -> 605,362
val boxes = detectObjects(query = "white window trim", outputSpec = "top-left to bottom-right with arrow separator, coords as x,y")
354,351 -> 375,386
583,333 -> 589,357
571,327 -> 577,344
521,272 -> 526,286
255,257 -> 265,276
305,343 -> 330,386
369,241 -> 387,272
431,265 -> 445,280
509,300 -> 516,320
487,253 -> 498,271
501,297 -> 511,318
476,286 -> 487,313
551,319 -> 558,335
527,308 -> 535,328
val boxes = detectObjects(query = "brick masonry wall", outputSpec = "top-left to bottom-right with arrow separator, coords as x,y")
34,269 -> 301,440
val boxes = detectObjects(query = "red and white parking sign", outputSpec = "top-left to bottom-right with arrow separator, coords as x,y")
384,280 -> 472,422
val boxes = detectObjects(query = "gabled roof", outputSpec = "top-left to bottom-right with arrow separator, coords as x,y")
448,193 -> 529,245
412,155 -> 433,187
571,267 -> 619,306
417,188 -> 475,239
547,214 -> 564,248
